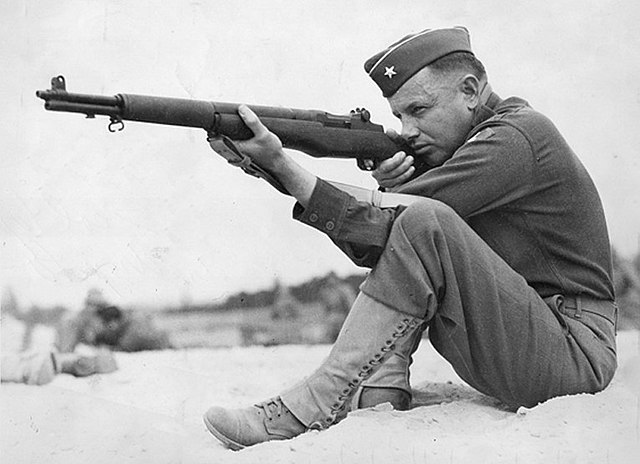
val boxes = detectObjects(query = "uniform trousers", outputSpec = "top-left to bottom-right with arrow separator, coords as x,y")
359,198 -> 617,408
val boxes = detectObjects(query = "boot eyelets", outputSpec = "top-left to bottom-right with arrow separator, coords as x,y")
308,421 -> 323,430
325,316 -> 421,423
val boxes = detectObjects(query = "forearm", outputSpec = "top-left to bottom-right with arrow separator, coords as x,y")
268,152 -> 317,208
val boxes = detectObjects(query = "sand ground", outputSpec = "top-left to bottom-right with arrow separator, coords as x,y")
1,317 -> 639,463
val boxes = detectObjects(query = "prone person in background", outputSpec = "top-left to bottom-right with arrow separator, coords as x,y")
93,304 -> 174,352
1,350 -> 117,386
56,303 -> 173,353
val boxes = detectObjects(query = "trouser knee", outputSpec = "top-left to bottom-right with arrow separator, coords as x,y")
360,199 -> 467,320
393,198 -> 460,242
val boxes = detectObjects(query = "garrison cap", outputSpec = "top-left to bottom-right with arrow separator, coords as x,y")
364,26 -> 473,97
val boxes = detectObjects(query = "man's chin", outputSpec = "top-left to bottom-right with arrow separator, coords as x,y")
416,151 -> 450,170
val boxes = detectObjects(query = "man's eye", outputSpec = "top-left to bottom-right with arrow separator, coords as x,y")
412,106 -> 428,116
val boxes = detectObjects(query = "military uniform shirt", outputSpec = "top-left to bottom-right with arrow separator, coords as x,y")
293,93 -> 615,301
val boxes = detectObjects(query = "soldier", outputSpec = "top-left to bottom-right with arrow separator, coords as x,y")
56,290 -> 173,353
54,288 -> 110,353
1,350 -> 117,385
203,27 -> 618,449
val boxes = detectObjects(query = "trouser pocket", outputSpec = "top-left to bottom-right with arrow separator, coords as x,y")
543,295 -> 571,333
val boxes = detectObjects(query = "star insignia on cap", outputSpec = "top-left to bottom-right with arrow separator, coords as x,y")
384,66 -> 397,79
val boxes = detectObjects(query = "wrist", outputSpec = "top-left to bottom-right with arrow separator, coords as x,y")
261,149 -> 290,174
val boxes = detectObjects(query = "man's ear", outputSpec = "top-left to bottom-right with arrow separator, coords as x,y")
459,74 -> 481,110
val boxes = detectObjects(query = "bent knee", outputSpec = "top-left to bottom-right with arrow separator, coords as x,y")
395,199 -> 462,235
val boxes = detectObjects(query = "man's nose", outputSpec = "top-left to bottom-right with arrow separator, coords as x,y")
400,120 -> 420,141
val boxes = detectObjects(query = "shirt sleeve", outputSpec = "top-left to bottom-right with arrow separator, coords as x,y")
293,179 -> 405,267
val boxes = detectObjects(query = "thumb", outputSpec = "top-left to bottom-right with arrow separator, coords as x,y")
238,104 -> 268,138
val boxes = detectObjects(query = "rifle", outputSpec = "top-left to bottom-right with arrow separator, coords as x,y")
36,75 -> 424,204
36,75 -> 415,169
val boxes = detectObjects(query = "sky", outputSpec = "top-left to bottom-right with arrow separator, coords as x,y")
1,0 -> 639,310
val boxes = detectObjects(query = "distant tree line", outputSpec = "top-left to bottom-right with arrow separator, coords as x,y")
222,273 -> 366,309
7,248 -> 637,329
167,272 -> 367,314
173,250 -> 640,330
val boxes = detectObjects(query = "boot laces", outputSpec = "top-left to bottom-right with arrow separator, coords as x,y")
255,397 -> 285,421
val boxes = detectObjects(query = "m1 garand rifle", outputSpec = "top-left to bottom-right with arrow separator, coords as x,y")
36,75 -> 423,205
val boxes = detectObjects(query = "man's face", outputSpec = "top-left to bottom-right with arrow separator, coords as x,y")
389,67 -> 477,167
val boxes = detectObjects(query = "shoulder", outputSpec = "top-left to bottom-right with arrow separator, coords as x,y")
489,97 -> 560,140
464,117 -> 534,159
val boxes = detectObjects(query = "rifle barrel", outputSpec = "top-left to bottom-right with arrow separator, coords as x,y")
36,90 -> 120,107
44,100 -> 121,117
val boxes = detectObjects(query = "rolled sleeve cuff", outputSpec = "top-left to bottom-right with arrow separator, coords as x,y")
293,179 -> 350,239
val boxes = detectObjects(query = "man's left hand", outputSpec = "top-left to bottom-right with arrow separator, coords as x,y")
208,105 -> 286,172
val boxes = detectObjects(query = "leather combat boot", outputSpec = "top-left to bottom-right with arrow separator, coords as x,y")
203,293 -> 424,449
203,397 -> 305,451
279,293 -> 424,430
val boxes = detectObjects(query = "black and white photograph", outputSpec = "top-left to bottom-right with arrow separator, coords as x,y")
1,1 -> 639,462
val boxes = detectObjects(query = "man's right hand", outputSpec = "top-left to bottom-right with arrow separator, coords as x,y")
372,151 -> 415,190
371,129 -> 415,189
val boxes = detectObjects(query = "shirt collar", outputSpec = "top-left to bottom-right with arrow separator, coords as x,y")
471,82 -> 501,128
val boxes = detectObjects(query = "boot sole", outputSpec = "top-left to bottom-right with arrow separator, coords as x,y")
203,414 -> 245,451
